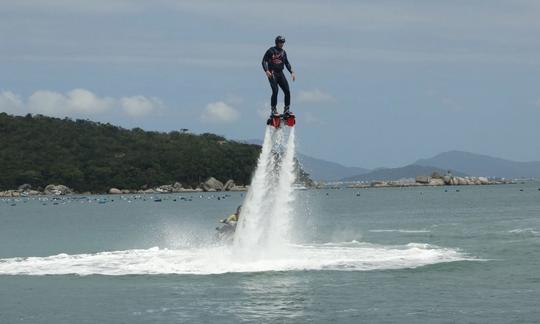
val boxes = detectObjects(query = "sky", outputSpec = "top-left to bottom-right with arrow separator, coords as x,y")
1,0 -> 540,168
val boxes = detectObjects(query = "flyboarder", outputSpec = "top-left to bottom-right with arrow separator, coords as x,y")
262,36 -> 296,120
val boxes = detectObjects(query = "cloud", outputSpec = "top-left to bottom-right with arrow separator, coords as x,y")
0,91 -> 24,114
120,96 -> 163,117
201,101 -> 239,123
0,89 -> 162,118
297,90 -> 335,104
27,89 -> 114,116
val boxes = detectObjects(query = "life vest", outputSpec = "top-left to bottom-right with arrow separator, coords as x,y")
226,214 -> 238,223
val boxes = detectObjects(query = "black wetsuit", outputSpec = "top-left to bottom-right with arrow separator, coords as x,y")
262,46 -> 293,108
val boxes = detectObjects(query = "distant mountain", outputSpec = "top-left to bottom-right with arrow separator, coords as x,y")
341,164 -> 466,182
296,153 -> 369,181
415,150 -> 540,178
239,139 -> 369,181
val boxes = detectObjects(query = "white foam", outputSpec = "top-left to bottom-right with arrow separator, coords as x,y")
0,242 -> 474,276
369,229 -> 431,233
508,228 -> 539,235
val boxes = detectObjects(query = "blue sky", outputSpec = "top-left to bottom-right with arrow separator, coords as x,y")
1,0 -> 540,168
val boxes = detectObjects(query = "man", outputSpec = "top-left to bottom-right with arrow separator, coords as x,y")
219,205 -> 242,227
262,35 -> 296,116
215,205 -> 242,242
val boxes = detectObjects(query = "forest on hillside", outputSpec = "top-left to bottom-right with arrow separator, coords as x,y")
0,113 -> 262,192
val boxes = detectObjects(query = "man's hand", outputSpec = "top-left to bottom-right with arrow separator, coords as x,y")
291,72 -> 296,82
266,70 -> 273,78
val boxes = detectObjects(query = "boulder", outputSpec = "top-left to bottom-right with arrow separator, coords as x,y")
431,172 -> 443,179
177,187 -> 195,192
371,181 -> 389,187
223,179 -> 235,191
109,188 -> 122,194
18,183 -> 32,191
44,184 -> 72,195
443,175 -> 452,185
415,176 -> 431,184
396,178 -> 416,186
478,177 -> 489,185
229,185 -> 247,191
201,177 -> 224,191
172,182 -> 183,192
429,178 -> 445,186
156,185 -> 173,193
456,177 -> 468,185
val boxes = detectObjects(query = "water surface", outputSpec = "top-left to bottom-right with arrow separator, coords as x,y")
1,183 -> 539,323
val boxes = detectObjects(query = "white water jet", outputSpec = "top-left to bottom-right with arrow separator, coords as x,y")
267,127 -> 296,248
233,126 -> 297,258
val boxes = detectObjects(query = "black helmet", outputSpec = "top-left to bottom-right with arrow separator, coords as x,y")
275,35 -> 286,44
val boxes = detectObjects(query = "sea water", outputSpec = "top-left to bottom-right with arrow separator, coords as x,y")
1,182 -> 540,322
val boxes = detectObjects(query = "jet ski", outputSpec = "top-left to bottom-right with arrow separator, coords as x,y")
215,221 -> 236,243
215,205 -> 242,243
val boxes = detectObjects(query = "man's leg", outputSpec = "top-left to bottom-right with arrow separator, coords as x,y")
268,74 -> 279,114
277,73 -> 291,113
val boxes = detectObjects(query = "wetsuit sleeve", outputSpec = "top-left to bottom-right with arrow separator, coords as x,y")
262,49 -> 271,72
284,50 -> 293,73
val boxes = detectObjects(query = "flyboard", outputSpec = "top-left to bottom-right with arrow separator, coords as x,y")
266,112 -> 296,128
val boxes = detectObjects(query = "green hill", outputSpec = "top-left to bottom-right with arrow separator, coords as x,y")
0,113 -> 261,192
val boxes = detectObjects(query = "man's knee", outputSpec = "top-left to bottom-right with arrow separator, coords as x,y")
283,88 -> 290,97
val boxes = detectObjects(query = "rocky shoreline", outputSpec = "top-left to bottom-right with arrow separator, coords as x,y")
344,175 -> 514,189
0,174 -> 517,197
0,177 -> 248,197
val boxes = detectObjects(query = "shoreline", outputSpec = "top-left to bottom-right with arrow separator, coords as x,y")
1,179 -> 524,198
319,175 -> 518,190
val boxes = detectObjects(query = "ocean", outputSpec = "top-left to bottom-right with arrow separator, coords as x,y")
1,183 -> 539,323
